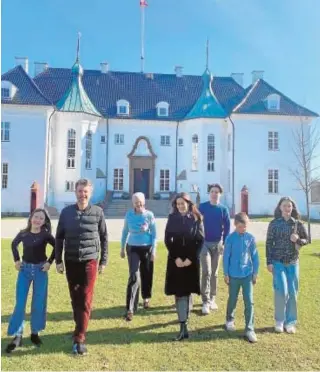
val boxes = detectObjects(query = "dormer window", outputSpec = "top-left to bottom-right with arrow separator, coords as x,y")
117,99 -> 130,116
1,88 -> 9,99
156,101 -> 169,117
1,81 -> 17,100
267,94 -> 280,111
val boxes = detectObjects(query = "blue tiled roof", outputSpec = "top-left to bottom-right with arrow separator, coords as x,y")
2,65 -> 318,119
56,61 -> 101,117
1,66 -> 52,106
233,79 -> 318,117
33,68 -> 245,119
185,69 -> 226,119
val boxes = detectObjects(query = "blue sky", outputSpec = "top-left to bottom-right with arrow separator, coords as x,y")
2,0 -> 320,114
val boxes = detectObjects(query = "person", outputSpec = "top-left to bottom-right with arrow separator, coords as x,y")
164,192 -> 204,341
223,212 -> 259,343
5,208 -> 55,353
121,192 -> 157,321
55,178 -> 108,355
199,183 -> 230,314
266,196 -> 308,334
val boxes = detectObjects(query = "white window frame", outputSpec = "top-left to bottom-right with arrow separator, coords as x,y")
267,94 -> 280,111
178,138 -> 184,146
100,135 -> 106,144
67,129 -> 76,169
268,131 -> 279,151
113,168 -> 124,191
117,100 -> 130,116
65,181 -> 75,192
207,134 -> 215,172
156,102 -> 169,117
160,135 -> 170,146
1,121 -> 10,142
268,169 -> 279,194
2,163 -> 8,189
85,130 -> 93,170
115,134 -> 124,145
160,169 -> 170,191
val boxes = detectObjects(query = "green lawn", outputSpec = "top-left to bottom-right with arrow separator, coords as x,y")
1,240 -> 320,371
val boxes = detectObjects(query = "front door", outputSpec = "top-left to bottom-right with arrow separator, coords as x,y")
133,168 -> 150,199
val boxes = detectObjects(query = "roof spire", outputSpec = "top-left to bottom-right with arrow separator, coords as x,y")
76,32 -> 81,62
206,38 -> 209,70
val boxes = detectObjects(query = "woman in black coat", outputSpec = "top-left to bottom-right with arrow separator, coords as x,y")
164,192 -> 204,341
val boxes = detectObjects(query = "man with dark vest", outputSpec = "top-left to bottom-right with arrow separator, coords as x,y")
55,178 -> 108,355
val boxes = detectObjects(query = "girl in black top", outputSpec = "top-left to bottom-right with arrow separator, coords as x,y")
165,193 -> 204,341
6,208 -> 55,353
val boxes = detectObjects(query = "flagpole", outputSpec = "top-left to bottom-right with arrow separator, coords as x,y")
140,2 -> 145,73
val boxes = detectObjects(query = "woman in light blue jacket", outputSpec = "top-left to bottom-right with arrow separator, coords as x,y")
121,192 -> 157,321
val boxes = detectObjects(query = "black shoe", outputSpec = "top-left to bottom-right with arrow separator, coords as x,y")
5,336 -> 22,353
174,322 -> 189,341
30,333 -> 42,347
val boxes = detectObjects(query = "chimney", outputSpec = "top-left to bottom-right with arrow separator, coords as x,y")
15,57 -> 29,74
252,70 -> 264,84
175,65 -> 183,78
100,62 -> 109,73
231,73 -> 244,87
34,62 -> 48,76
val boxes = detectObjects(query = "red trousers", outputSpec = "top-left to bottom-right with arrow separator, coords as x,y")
65,259 -> 97,343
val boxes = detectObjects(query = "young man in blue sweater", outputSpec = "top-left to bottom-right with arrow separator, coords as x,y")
199,184 -> 230,314
223,212 -> 259,343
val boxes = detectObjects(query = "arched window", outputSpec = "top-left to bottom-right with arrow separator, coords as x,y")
156,101 -> 169,117
85,130 -> 92,169
67,129 -> 76,168
207,134 -> 215,172
117,99 -> 130,116
192,134 -> 198,171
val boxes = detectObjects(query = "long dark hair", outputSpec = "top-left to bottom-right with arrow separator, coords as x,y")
171,192 -> 203,221
274,196 -> 301,220
21,208 -> 52,234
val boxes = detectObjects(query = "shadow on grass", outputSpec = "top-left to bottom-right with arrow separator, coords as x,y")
2,322 -> 275,357
310,252 -> 320,258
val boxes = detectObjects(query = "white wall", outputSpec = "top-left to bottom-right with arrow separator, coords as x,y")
177,118 -> 228,203
107,119 -> 177,193
1,105 -> 50,213
232,114 -> 312,215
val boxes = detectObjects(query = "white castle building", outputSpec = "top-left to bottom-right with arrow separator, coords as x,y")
1,49 -> 319,217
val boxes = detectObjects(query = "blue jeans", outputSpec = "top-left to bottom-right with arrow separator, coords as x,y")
272,261 -> 299,326
7,262 -> 48,336
226,275 -> 254,331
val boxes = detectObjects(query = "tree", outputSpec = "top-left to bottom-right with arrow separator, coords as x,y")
289,116 -> 320,242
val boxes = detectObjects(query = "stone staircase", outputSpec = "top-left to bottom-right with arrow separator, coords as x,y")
104,199 -> 171,217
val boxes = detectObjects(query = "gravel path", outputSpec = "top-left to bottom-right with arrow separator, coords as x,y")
2,218 -> 320,242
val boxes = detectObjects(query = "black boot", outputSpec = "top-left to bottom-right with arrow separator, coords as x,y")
31,333 -> 42,347
5,336 -> 22,353
174,322 -> 189,341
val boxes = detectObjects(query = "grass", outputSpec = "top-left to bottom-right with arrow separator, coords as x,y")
1,240 -> 320,371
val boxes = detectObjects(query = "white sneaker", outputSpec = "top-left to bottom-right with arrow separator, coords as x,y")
285,325 -> 296,334
275,321 -> 284,333
202,303 -> 210,315
210,298 -> 218,310
226,320 -> 236,331
246,330 -> 258,343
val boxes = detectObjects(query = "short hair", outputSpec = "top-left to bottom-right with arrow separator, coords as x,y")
209,183 -> 223,194
234,212 -> 249,225
75,178 -> 93,190
132,192 -> 145,203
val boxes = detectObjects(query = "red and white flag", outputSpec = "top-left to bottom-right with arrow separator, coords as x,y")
140,0 -> 148,7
